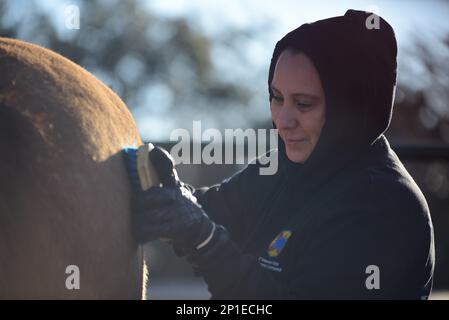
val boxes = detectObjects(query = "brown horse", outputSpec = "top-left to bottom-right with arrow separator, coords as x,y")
0,38 -> 145,299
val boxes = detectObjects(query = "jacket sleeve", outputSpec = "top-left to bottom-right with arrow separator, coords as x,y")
189,164 -> 261,244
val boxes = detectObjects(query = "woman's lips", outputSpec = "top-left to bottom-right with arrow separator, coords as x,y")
284,138 -> 307,146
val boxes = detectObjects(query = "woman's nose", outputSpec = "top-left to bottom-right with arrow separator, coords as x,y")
275,104 -> 298,130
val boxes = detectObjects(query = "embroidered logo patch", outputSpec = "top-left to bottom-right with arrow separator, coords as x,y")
267,230 -> 292,258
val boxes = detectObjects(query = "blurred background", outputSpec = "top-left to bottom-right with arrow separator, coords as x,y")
1,0 -> 448,299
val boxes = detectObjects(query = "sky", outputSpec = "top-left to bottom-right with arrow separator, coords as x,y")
145,0 -> 449,50
26,0 -> 449,72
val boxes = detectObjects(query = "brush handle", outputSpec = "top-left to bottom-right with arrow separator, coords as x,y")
135,143 -> 160,191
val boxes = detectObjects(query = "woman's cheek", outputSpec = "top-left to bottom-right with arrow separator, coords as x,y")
270,104 -> 279,124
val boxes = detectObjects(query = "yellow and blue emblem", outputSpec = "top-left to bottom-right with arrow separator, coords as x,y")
267,230 -> 292,258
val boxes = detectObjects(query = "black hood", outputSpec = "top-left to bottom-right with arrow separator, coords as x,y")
268,9 -> 398,191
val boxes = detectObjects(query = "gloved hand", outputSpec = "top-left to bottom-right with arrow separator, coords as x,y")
148,145 -> 184,189
131,185 -> 216,255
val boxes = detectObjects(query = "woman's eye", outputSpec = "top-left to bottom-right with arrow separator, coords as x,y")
297,102 -> 313,108
272,96 -> 283,103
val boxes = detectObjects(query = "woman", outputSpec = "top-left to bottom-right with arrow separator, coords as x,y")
131,10 -> 434,299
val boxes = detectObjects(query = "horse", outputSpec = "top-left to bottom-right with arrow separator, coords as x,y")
0,37 -> 145,299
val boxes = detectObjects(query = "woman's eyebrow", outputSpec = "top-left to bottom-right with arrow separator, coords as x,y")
270,85 -> 281,93
270,85 -> 319,99
293,93 -> 319,100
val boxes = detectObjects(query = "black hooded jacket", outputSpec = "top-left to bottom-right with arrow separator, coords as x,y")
189,10 -> 435,299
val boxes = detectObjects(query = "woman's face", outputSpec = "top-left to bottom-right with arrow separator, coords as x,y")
271,50 -> 326,164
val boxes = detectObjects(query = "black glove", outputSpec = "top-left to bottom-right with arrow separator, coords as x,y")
148,146 -> 183,189
131,145 -> 215,255
130,146 -> 269,297
131,183 -> 216,255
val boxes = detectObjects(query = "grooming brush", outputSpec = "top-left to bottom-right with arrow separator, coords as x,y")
123,143 -> 179,243
123,143 -> 161,192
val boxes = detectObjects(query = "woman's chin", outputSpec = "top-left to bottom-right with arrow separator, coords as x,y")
286,147 -> 309,164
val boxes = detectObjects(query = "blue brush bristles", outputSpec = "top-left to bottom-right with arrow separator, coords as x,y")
122,146 -> 142,192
